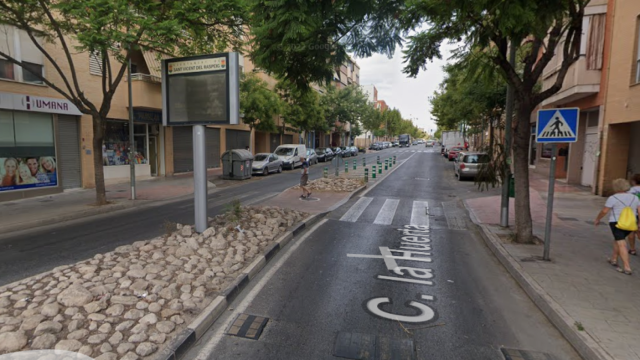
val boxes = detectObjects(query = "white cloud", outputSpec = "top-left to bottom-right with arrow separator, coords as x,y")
352,42 -> 457,135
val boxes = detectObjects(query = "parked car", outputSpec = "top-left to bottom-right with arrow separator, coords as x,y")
454,152 -> 490,180
412,141 -> 418,146
333,147 -> 344,157
274,144 -> 306,169
383,142 -> 391,149
349,146 -> 359,156
305,148 -> 318,165
251,153 -> 283,175
447,146 -> 465,161
316,147 -> 334,162
370,142 -> 383,151
339,147 -> 352,157
392,141 -> 399,147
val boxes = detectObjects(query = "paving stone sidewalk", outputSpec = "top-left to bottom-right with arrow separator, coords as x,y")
465,177 -> 640,360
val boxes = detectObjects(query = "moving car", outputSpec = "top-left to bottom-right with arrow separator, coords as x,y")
454,152 -> 490,180
426,140 -> 434,147
274,144 -> 306,170
398,134 -> 411,147
392,141 -> 399,147
447,146 -> 465,161
305,148 -> 318,165
316,147 -> 334,162
251,153 -> 283,175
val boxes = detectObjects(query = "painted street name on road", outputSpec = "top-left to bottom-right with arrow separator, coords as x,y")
347,223 -> 436,323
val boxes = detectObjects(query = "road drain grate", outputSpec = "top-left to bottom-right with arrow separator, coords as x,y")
333,331 -> 415,360
501,348 -> 556,360
226,313 -> 269,340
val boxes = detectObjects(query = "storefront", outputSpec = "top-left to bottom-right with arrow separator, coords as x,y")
102,109 -> 164,181
172,126 -> 221,173
0,91 -> 83,201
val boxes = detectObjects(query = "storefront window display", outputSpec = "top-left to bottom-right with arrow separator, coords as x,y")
102,121 -> 148,166
0,110 -> 58,192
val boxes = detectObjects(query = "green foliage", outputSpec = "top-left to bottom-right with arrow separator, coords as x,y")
320,85 -> 371,134
224,199 -> 243,224
276,80 -> 326,133
240,74 -> 283,133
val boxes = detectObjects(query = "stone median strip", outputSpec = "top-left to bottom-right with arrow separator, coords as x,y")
155,213 -> 323,360
464,201 -> 614,360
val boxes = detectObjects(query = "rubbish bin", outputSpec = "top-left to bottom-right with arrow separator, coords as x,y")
221,149 -> 253,180
508,174 -> 515,198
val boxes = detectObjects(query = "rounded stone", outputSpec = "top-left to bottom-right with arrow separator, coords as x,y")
117,342 -> 135,355
87,333 -> 108,344
139,313 -> 158,326
0,331 -> 28,352
34,321 -> 63,336
128,332 -> 148,343
67,329 -> 89,340
156,321 -> 175,334
135,301 -> 149,310
56,285 -> 93,307
105,304 -> 125,316
40,303 -> 60,317
31,333 -> 57,349
136,342 -> 158,356
99,323 -> 112,333
148,302 -> 162,313
55,339 -> 82,352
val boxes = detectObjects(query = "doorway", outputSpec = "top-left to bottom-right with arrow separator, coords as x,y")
149,136 -> 158,176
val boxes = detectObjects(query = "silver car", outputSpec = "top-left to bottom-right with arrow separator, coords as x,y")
454,152 -> 490,180
252,153 -> 283,175
305,148 -> 318,165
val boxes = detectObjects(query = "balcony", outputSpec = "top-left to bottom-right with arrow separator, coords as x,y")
541,57 -> 601,106
128,73 -> 162,110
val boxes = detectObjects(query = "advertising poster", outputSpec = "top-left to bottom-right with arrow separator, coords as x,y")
0,156 -> 58,192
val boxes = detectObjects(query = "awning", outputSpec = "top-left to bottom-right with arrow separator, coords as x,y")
142,49 -> 171,80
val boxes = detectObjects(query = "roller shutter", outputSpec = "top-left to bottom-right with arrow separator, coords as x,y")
282,134 -> 293,144
57,115 -> 82,189
206,128 -> 221,168
270,133 -> 280,152
173,127 -> 194,173
226,129 -> 250,151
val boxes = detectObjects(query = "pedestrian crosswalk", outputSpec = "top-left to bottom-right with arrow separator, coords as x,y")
339,196 -> 430,226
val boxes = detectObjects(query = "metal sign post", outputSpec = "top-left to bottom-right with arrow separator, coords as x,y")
193,125 -> 207,233
536,108 -> 579,261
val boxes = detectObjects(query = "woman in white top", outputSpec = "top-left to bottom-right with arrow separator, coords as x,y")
595,178 -> 640,275
627,174 -> 640,256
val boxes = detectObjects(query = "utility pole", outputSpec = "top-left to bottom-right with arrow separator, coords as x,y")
500,41 -> 517,227
128,54 -> 136,200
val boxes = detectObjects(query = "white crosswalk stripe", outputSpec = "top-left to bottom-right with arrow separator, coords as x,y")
410,201 -> 430,227
339,197 -> 373,222
373,199 -> 400,225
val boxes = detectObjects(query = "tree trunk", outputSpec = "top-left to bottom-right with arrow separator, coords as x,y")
92,114 -> 107,205
513,103 -> 535,244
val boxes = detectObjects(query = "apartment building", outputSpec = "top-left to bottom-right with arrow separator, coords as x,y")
0,26 -> 298,202
354,84 -> 378,147
536,0 -> 611,193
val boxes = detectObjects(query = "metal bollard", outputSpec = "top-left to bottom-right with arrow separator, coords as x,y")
384,159 -> 388,170
345,160 -> 349,173
364,168 -> 369,183
323,167 -> 328,178
372,165 -> 377,179
393,155 -> 396,164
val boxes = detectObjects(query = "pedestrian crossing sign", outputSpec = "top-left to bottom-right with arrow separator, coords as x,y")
536,108 -> 579,143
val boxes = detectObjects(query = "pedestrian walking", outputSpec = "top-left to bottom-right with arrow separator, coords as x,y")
626,174 -> 640,255
299,156 -> 310,199
595,178 -> 640,275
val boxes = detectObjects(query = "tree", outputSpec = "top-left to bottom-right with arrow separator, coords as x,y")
240,73 -> 283,133
320,85 -> 371,142
249,0 -> 586,244
0,0 -> 247,204
276,80 -> 325,135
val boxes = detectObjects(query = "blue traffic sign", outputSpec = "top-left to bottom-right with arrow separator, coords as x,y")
536,108 -> 579,143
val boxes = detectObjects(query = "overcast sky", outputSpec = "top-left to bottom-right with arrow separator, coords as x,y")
352,43 -> 456,135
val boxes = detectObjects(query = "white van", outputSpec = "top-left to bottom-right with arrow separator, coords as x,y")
274,144 -> 307,170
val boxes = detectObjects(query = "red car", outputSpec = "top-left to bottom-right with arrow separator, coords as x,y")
448,147 -> 464,161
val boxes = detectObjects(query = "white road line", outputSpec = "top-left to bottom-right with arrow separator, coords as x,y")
410,201 -> 430,227
373,199 -> 400,225
339,197 -> 373,222
192,219 -> 328,360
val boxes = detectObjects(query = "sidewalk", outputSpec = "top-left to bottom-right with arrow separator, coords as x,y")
0,168 -> 256,234
465,173 -> 640,360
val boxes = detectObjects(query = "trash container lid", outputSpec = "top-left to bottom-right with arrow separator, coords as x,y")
221,149 -> 254,161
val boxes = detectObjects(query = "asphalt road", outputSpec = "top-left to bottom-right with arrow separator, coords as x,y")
0,147 -> 401,287
185,147 -> 581,360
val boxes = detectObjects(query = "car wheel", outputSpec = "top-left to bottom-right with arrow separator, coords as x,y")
278,165 -> 282,173
263,168 -> 269,176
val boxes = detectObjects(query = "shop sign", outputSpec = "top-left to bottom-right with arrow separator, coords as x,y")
133,109 -> 162,124
0,91 -> 82,116
1,156 -> 58,192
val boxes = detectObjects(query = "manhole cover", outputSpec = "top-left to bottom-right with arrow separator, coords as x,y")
226,313 -> 268,340
501,348 -> 556,360
333,332 -> 415,360
299,197 -> 320,202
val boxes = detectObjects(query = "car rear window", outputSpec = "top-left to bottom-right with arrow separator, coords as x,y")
463,155 -> 490,163
254,154 -> 268,161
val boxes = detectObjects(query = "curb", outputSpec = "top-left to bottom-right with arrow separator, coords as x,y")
463,200 -> 614,360
155,212 -> 325,360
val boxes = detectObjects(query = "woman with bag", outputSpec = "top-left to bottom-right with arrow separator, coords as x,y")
626,174 -> 640,255
595,178 -> 640,275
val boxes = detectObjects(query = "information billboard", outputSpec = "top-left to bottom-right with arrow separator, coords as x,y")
162,53 -> 239,126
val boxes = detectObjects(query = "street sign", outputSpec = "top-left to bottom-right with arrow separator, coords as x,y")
536,108 -> 579,143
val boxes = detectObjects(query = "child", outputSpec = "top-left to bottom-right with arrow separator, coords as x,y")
627,174 -> 640,255
17,163 -> 37,185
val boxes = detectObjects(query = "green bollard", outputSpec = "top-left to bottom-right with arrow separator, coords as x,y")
372,165 -> 377,179
393,155 -> 396,164
378,162 -> 382,174
384,159 -> 388,170
345,160 -> 349,173
389,158 -> 393,168
323,167 -> 328,178
377,155 -> 380,163
363,157 -> 366,167
364,168 -> 369,183
353,160 -> 357,170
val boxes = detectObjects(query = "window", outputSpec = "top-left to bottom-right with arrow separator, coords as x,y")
586,14 -> 605,70
102,121 -> 148,166
0,59 -> 15,80
89,51 -> 103,76
22,61 -> 43,84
